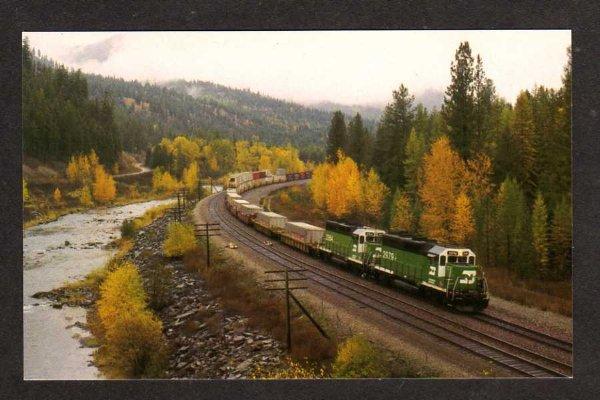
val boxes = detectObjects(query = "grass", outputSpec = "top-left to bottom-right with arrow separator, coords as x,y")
183,245 -> 337,362
485,267 -> 572,316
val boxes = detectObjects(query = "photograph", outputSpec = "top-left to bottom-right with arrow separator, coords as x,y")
21,30 -> 572,380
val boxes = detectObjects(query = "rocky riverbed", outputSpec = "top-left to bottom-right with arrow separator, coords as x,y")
36,203 -> 285,379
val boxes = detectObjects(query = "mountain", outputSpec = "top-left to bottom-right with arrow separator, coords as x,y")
415,88 -> 444,111
85,76 -> 345,150
309,101 -> 383,125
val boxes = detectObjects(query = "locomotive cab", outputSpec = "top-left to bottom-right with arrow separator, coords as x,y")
427,246 -> 489,311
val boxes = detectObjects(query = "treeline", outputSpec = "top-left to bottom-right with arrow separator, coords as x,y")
85,75 -> 356,157
146,135 -> 306,192
321,41 -> 571,279
22,39 -> 121,166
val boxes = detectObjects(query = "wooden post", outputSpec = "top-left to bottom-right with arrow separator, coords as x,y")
177,192 -> 181,221
285,264 -> 291,351
205,222 -> 210,268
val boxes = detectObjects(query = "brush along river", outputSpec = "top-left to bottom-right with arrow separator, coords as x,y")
23,199 -> 174,380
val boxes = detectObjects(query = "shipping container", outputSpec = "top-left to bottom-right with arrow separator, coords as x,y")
284,221 -> 325,244
255,211 -> 287,230
232,199 -> 250,213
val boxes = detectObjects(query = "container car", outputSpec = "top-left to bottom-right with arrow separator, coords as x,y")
280,221 -> 325,254
253,211 -> 287,238
238,204 -> 263,224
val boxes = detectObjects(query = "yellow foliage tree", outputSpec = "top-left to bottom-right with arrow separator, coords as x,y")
360,168 -> 389,224
389,189 -> 412,233
79,185 -> 93,206
332,336 -> 390,378
97,261 -> 147,326
327,152 -> 361,218
53,187 -> 62,203
152,168 -> 181,194
163,222 -> 197,257
450,192 -> 475,244
309,163 -> 332,209
23,179 -> 30,203
96,261 -> 166,378
93,165 -> 117,203
182,162 -> 199,193
419,136 -> 465,242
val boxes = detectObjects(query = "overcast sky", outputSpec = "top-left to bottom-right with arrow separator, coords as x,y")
23,31 -> 570,106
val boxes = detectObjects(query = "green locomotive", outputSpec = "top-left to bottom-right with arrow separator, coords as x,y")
318,220 -> 489,312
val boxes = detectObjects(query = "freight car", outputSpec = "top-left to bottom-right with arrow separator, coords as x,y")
223,168 -> 487,311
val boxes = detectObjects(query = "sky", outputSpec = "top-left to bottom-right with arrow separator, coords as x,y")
23,31 -> 571,106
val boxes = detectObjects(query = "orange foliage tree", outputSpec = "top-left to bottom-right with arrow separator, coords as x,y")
360,168 -> 389,224
450,192 -> 475,244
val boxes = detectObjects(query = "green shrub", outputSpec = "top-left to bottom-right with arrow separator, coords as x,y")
163,222 -> 197,257
332,335 -> 390,378
121,219 -> 136,239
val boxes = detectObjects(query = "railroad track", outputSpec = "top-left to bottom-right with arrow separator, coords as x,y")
473,313 -> 573,353
206,191 -> 571,378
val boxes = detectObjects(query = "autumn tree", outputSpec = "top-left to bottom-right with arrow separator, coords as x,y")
360,168 -> 389,225
53,187 -> 62,204
389,189 -> 412,233
326,111 -> 347,163
152,168 -> 180,194
23,179 -> 30,203
182,162 -> 199,194
310,162 -> 332,210
326,152 -> 361,218
419,137 -> 464,242
92,165 -> 117,203
80,185 -> 93,206
450,192 -> 475,245
531,191 -> 550,274
464,153 -> 495,265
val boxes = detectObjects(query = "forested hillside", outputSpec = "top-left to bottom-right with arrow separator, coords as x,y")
22,41 -> 121,166
85,75 -> 358,156
317,41 -> 572,280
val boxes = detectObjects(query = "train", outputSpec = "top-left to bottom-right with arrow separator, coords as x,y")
224,169 -> 489,312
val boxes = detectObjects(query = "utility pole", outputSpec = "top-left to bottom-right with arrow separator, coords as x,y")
264,267 -> 328,352
194,222 -> 221,268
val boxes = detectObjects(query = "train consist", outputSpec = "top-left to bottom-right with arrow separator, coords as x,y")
225,169 -> 489,312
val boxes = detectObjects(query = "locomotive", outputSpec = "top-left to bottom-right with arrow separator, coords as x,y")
225,170 -> 489,312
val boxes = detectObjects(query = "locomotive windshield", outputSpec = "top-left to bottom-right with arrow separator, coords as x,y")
366,236 -> 381,244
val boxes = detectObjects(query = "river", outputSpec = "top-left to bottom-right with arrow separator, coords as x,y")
23,199 -> 174,380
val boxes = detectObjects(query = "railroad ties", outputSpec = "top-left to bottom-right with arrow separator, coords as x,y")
207,188 -> 571,378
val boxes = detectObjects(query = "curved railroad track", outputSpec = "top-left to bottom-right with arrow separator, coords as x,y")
205,190 -> 572,378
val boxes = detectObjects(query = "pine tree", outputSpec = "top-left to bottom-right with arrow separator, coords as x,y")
450,192 -> 475,245
512,91 -> 537,198
326,111 -> 347,163
531,191 -> 549,274
494,177 -> 532,275
403,128 -> 425,202
549,195 -> 572,277
442,41 -> 476,159
347,113 -> 370,168
418,136 -> 464,242
372,85 -> 415,188
389,189 -> 412,233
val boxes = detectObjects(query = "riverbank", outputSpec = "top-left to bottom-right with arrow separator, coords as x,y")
23,198 -> 174,380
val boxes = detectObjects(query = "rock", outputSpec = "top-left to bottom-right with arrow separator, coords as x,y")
232,335 -> 245,343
